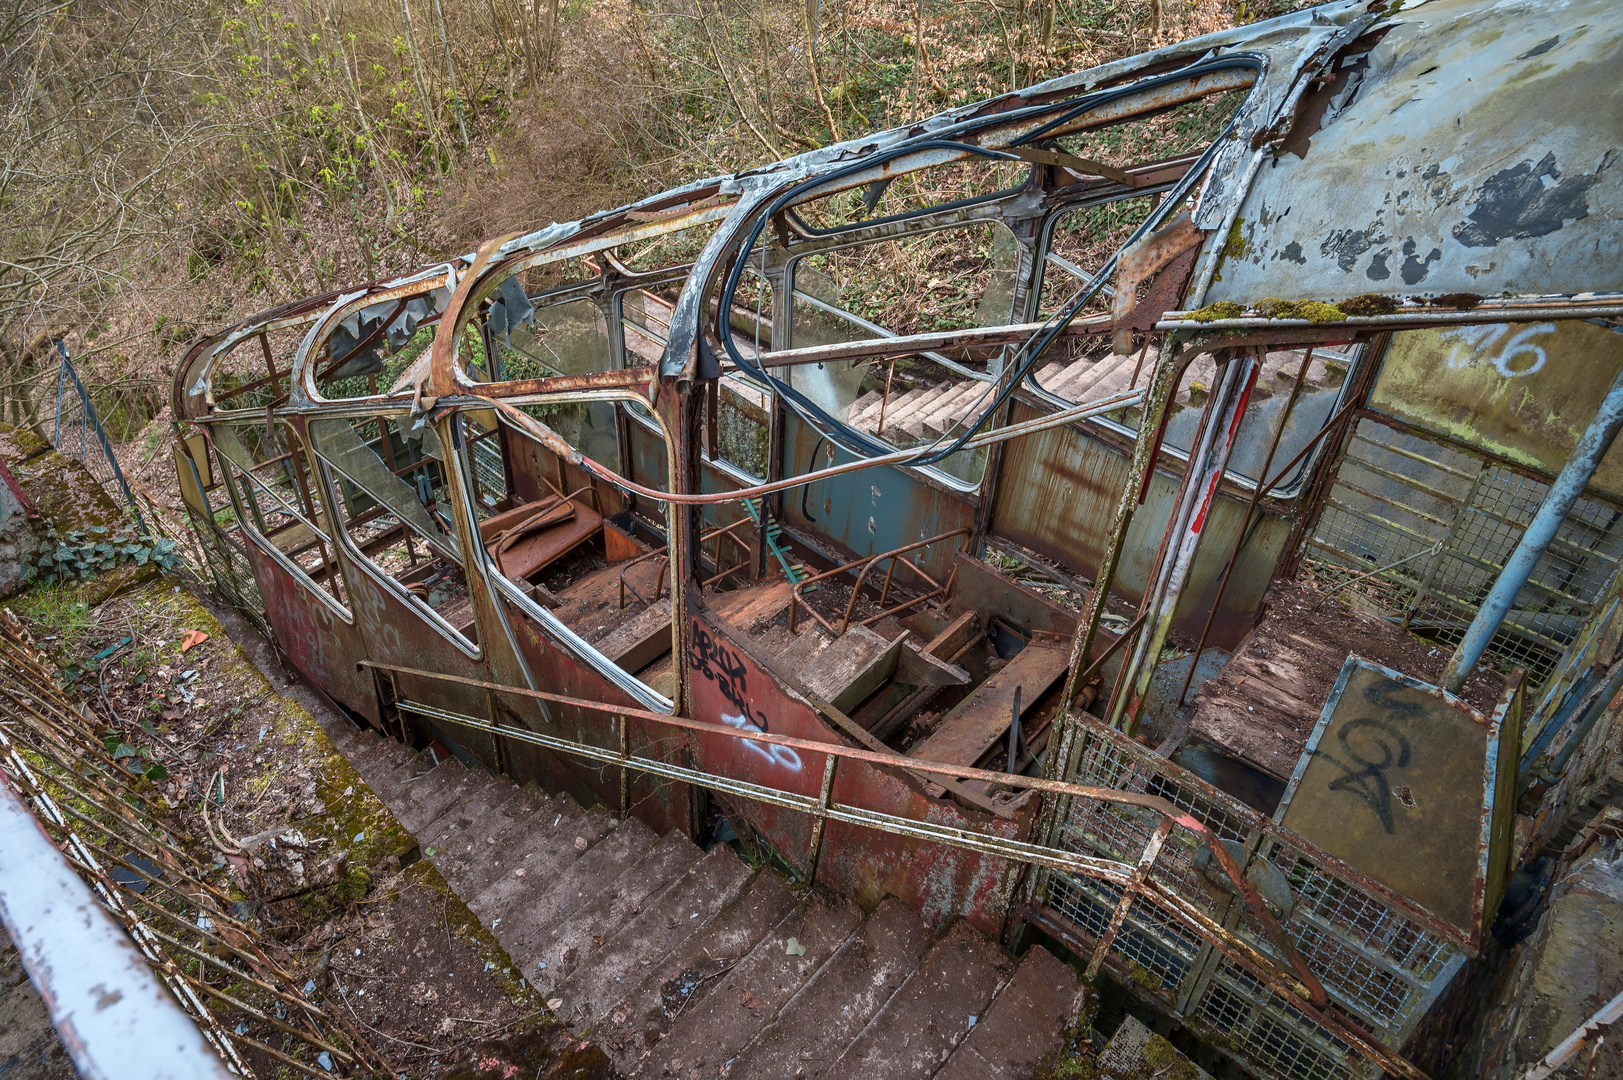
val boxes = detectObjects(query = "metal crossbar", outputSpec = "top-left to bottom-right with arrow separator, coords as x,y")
360,659 -> 1426,1080
788,528 -> 971,635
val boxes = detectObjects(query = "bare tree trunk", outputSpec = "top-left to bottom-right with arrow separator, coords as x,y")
431,0 -> 471,149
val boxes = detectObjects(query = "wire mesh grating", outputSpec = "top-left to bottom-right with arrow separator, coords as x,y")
1308,419 -> 1623,692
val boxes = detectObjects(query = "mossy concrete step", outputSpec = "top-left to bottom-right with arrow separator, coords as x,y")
629,888 -> 864,1078
721,896 -> 931,1079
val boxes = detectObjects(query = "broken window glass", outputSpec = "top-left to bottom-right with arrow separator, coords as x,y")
210,419 -> 350,614
307,415 -> 479,651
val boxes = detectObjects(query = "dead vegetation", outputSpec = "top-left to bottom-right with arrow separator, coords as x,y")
1,0 -> 1305,465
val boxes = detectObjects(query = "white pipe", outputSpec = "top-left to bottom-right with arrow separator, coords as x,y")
1522,987 -> 1623,1080
0,773 -> 235,1080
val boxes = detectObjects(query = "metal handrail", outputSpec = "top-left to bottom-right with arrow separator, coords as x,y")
788,528 -> 971,635
360,658 -> 1426,1080
617,517 -> 755,608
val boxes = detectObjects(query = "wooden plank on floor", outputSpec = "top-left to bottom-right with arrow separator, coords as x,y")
591,598 -> 673,672
909,642 -> 1068,768
798,626 -> 905,714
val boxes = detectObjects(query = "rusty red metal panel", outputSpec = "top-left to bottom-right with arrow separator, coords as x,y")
499,609 -> 693,839
239,542 -> 378,726
685,605 -> 1032,935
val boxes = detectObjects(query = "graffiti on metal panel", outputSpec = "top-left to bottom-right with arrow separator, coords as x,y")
1440,322 -> 1555,378
687,620 -> 802,771
1316,715 -> 1414,834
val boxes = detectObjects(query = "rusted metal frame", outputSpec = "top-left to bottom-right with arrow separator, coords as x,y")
788,528 -> 969,635
472,365 -> 656,400
1346,429 -> 1477,481
1330,475 -> 1457,531
437,209 -> 734,393
802,752 -> 841,885
751,316 -> 1110,370
364,657 -> 1325,993
1176,348 -> 1314,705
1003,144 -> 1142,187
312,298 -> 407,386
1087,816 -> 1175,978
1114,352 -> 1260,734
477,383 -> 1143,507
1038,343 -> 1189,877
619,517 -> 752,606
283,437 -> 346,604
1345,454 -> 1471,509
618,713 -> 631,814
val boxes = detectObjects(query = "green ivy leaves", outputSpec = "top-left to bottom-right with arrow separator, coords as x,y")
29,525 -> 180,584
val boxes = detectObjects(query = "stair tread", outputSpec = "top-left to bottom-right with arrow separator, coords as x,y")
597,871 -> 799,1076
932,944 -> 1085,1080
630,889 -> 864,1078
530,831 -> 705,992
397,761 -> 489,834
556,845 -> 755,1024
430,788 -> 557,893
368,749 -> 438,803
830,919 -> 1013,1079
724,896 -> 930,1079
417,779 -> 524,861
466,800 -> 629,933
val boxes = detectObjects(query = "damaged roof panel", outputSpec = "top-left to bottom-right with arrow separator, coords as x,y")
1203,0 -> 1623,306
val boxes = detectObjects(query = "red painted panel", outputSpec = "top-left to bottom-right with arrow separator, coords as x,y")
685,607 -> 1031,935
242,543 -> 378,726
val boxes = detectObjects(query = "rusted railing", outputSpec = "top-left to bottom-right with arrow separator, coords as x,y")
360,659 -> 1426,1080
788,528 -> 971,636
618,517 -> 756,607
0,616 -> 392,1079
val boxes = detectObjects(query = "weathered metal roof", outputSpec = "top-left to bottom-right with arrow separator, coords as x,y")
1201,0 -> 1623,306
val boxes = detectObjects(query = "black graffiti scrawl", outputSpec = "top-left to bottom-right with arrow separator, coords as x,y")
1312,678 -> 1427,834
687,620 -> 801,771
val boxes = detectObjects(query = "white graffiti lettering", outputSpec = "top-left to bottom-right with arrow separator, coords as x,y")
720,711 -> 803,772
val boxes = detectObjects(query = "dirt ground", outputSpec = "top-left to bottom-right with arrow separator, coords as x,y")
10,576 -> 584,1077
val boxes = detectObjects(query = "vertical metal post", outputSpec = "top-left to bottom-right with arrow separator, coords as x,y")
618,714 -> 631,814
1086,816 -> 1173,978
1177,348 -> 1314,706
1444,366 -> 1623,692
803,753 -> 840,885
1112,351 -> 1259,733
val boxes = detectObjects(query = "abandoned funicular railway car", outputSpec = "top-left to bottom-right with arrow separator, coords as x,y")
171,0 -> 1623,1076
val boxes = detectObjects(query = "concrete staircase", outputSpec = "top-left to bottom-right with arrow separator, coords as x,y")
323,720 -> 1087,1080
